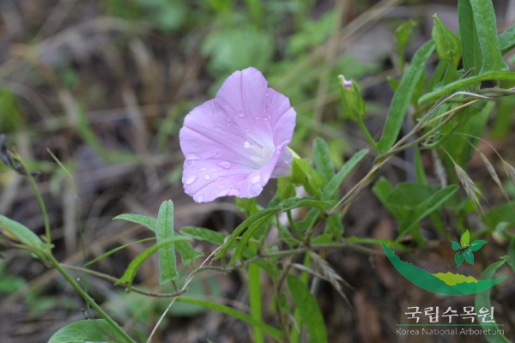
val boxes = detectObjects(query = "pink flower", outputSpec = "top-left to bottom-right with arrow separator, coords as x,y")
179,67 -> 296,203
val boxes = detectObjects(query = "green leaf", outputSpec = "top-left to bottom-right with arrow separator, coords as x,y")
236,197 -> 259,217
290,158 -> 324,198
175,240 -> 204,266
463,249 -> 474,264
48,319 -> 130,343
442,101 -> 493,168
116,210 -> 202,269
394,20 -> 418,72
498,22 -> 515,55
508,239 -> 515,275
313,137 -> 334,185
384,183 -> 442,220
287,275 -> 328,343
276,177 -> 296,202
418,71 -> 515,104
86,237 -> 156,266
398,185 -> 459,238
326,213 -> 344,240
115,236 -> 190,289
156,200 -> 179,283
297,208 -> 322,232
0,215 -> 44,249
451,240 -> 461,251
482,201 -> 515,230
458,0 -> 482,76
176,297 -> 284,339
469,0 -> 508,74
432,14 -> 461,64
461,230 -> 471,247
322,149 -> 368,201
181,226 -> 227,245
113,213 -> 157,231
372,177 -> 395,207
475,260 -> 511,343
219,198 -> 330,264
469,240 -> 487,251
377,40 -> 435,152
455,252 -> 464,267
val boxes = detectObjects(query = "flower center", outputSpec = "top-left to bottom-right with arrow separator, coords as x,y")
244,141 -> 273,167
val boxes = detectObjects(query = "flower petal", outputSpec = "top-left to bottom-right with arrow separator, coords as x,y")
179,67 -> 296,203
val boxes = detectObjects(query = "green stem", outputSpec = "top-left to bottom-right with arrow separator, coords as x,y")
419,71 -> 515,103
48,255 -> 136,343
290,253 -> 311,343
357,117 -> 379,151
249,263 -> 265,343
18,158 -> 51,250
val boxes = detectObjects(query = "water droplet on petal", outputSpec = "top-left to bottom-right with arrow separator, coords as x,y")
200,167 -> 206,172
264,116 -> 269,121
185,175 -> 197,185
185,160 -> 194,167
186,153 -> 200,160
218,161 -> 231,169
255,116 -> 260,120
251,175 -> 261,184
227,120 -> 234,125
215,150 -> 221,157
238,112 -> 244,117
204,174 -> 211,180
245,128 -> 250,132
195,195 -> 204,202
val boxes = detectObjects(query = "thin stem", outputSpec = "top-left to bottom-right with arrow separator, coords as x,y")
357,117 -> 379,151
17,157 -> 52,250
62,264 -> 186,298
287,210 -> 303,240
48,255 -> 136,343
249,262 -> 265,343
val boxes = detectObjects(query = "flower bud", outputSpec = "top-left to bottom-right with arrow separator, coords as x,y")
338,75 -> 365,121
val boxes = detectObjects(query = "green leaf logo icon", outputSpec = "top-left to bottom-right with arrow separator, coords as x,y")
451,230 -> 487,267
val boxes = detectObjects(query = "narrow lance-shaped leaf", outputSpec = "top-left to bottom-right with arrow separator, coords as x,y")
475,260 -> 511,343
114,212 -> 203,265
458,0 -> 482,76
469,0 -> 509,74
156,200 -> 179,283
313,137 -> 334,185
498,22 -> 515,55
175,297 -> 284,339
398,185 -> 459,237
115,236 -> 190,289
0,215 -> 44,249
378,40 -> 435,152
322,149 -> 368,201
287,275 -> 328,343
